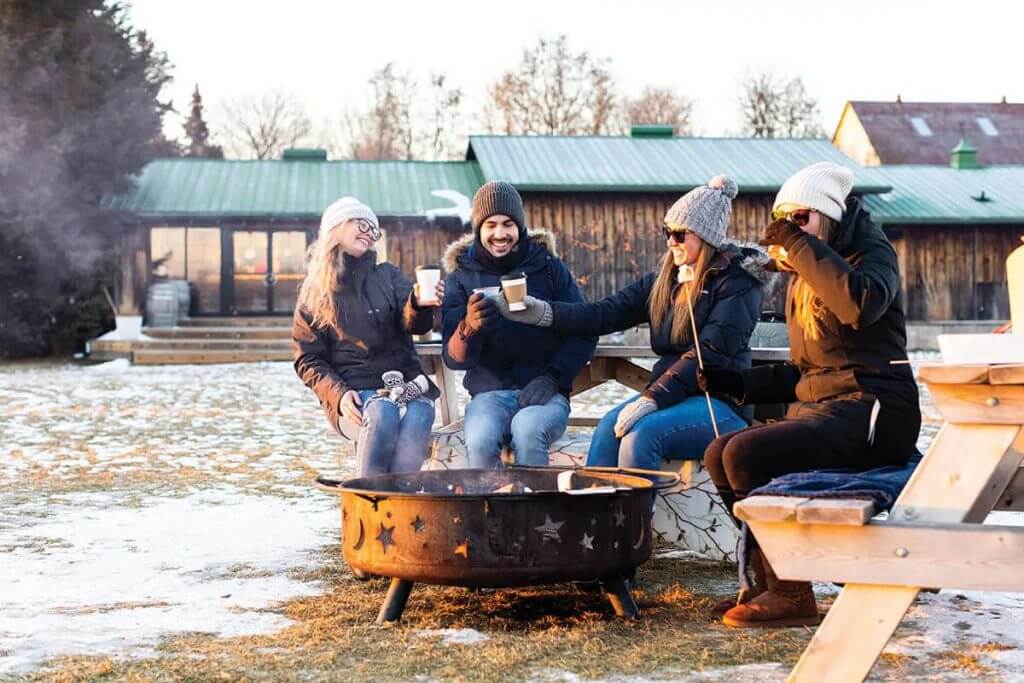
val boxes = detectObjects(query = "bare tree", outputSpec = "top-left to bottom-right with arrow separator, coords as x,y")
738,73 -> 824,138
625,86 -> 694,135
426,72 -> 464,160
216,89 -> 312,159
341,63 -> 417,160
486,35 -> 619,135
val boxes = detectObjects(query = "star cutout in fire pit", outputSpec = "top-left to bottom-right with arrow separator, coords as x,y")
411,515 -> 425,533
376,523 -> 396,553
579,532 -> 595,551
613,508 -> 626,527
454,539 -> 470,558
534,514 -> 564,543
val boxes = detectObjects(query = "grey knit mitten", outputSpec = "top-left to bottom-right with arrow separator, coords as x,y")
494,294 -> 552,327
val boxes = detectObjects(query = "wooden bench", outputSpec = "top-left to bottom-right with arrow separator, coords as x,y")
737,362 -> 1024,682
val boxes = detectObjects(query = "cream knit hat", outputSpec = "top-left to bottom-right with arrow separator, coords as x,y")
319,196 -> 379,238
773,162 -> 854,223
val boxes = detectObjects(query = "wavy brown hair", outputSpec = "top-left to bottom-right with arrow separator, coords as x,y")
648,244 -> 717,346
296,224 -> 362,338
788,215 -> 838,341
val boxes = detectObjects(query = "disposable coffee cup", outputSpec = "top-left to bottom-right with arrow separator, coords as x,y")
472,286 -> 501,298
415,264 -> 441,305
500,272 -> 528,311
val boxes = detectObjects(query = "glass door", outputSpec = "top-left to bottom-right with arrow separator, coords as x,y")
271,231 -> 307,314
233,230 -> 269,313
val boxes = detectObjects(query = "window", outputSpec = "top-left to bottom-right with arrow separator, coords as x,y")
976,116 -> 999,136
909,117 -> 933,137
150,227 -> 186,278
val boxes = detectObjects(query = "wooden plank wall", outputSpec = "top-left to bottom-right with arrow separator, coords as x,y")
892,225 -> 1022,321
519,191 -> 778,304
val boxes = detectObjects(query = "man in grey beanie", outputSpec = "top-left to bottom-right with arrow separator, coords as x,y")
440,180 -> 596,469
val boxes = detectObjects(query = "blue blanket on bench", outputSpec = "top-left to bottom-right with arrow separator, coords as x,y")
749,453 -> 922,509
736,454 -> 921,591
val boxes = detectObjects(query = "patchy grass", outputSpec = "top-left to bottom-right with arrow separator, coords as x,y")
32,548 -> 811,682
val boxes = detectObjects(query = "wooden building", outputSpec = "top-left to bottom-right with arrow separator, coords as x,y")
105,149 -> 480,318
105,131 -> 1024,324
833,99 -> 1024,166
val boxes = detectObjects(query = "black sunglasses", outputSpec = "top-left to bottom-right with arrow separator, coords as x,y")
661,224 -> 691,241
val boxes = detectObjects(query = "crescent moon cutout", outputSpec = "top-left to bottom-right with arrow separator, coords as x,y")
352,519 -> 365,550
632,526 -> 645,550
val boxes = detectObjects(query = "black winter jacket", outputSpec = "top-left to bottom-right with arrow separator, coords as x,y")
550,243 -> 769,412
441,230 -> 598,397
741,197 -> 920,411
292,252 -> 438,430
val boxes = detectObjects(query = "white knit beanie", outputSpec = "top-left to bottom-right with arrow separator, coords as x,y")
319,196 -> 379,238
773,162 -> 854,223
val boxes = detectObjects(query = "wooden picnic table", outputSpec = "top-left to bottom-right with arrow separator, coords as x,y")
735,361 -> 1024,682
415,342 -> 791,428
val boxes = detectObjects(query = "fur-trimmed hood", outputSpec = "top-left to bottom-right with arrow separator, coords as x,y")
716,240 -> 773,285
441,228 -> 558,273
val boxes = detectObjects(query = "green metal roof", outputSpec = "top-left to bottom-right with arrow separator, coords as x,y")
105,158 -> 485,218
861,165 -> 1024,224
467,135 -> 892,194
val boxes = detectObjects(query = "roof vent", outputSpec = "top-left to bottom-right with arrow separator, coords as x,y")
630,124 -> 674,138
950,124 -> 980,169
282,148 -> 328,161
972,190 -> 992,202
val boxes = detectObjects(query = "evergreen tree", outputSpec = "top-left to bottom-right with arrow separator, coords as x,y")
183,83 -> 223,158
0,1 -> 172,357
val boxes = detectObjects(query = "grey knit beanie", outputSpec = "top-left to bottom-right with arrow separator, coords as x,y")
663,175 -> 738,248
319,196 -> 379,238
774,162 -> 854,222
471,181 -> 527,233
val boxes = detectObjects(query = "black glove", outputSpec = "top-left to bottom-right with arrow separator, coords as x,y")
696,367 -> 746,401
758,219 -> 805,250
518,374 -> 559,408
462,292 -> 499,334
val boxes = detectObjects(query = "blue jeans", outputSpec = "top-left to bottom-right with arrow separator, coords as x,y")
463,390 -> 570,469
586,393 -> 746,471
350,390 -> 435,476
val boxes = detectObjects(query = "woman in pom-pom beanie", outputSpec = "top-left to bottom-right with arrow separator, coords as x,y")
497,175 -> 769,470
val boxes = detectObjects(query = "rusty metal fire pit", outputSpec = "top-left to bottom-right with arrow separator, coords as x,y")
316,466 -> 678,623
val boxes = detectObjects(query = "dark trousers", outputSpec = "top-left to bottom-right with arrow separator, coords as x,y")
704,393 -> 920,524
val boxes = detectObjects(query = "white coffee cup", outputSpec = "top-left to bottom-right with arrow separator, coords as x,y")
472,286 -> 501,298
415,265 -> 441,305
500,273 -> 528,311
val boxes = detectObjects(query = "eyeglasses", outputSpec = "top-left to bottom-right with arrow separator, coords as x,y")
662,224 -> 691,242
771,208 -> 812,226
354,218 -> 382,241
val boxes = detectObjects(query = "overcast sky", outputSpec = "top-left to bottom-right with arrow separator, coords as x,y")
128,0 -> 1024,150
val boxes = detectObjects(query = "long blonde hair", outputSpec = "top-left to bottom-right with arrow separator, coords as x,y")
296,226 -> 355,338
789,215 -> 838,341
648,244 -> 717,345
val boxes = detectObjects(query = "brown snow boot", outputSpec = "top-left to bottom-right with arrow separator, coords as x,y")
711,547 -> 767,615
721,555 -> 819,628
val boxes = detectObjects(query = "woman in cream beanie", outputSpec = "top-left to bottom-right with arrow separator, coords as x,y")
700,162 -> 921,628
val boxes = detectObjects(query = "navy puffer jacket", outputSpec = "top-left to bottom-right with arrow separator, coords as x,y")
549,243 -> 769,412
441,230 -> 597,398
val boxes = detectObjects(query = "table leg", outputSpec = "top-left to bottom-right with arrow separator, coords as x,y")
428,355 -> 461,427
787,423 -> 1023,683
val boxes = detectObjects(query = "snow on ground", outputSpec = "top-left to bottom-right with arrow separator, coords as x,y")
1,355 -> 1023,679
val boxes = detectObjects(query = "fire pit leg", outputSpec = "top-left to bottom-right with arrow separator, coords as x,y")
376,578 -> 414,624
601,576 -> 640,619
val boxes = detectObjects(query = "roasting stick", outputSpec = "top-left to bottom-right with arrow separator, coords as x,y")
679,264 -> 720,438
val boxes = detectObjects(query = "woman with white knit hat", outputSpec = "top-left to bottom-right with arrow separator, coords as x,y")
700,162 -> 921,628
293,197 -> 444,483
497,175 -> 770,470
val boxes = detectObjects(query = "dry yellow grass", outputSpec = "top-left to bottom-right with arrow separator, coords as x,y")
33,549 -> 811,682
